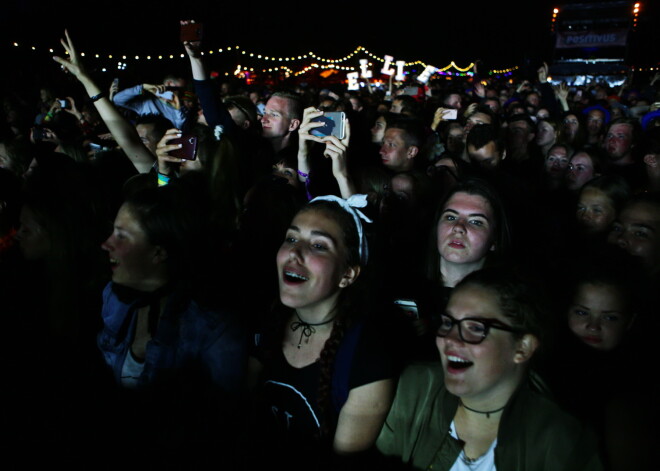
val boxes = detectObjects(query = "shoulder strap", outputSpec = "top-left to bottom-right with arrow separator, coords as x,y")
331,320 -> 365,412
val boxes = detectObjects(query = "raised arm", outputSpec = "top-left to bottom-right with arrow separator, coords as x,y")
297,107 -> 327,191
322,117 -> 355,199
53,30 -> 155,173
182,20 -> 208,81
181,21 -> 236,134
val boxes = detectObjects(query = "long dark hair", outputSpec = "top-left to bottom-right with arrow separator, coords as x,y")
266,198 -> 369,437
425,176 -> 512,284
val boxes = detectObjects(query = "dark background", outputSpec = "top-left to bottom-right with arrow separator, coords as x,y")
2,1 -> 659,89
0,1 -> 584,64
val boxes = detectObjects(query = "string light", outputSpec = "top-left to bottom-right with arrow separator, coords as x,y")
633,2 -> 641,31
551,7 -> 559,33
6,39 -> 544,82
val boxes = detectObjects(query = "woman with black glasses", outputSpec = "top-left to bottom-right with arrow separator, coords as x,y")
374,265 -> 604,471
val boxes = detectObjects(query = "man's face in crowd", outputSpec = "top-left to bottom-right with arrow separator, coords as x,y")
587,109 -> 606,136
507,119 -> 534,150
136,123 -> 158,155
390,99 -> 404,114
380,128 -> 415,172
604,123 -> 634,162
464,112 -> 492,136
467,141 -> 504,170
444,94 -> 462,111
261,96 -> 297,139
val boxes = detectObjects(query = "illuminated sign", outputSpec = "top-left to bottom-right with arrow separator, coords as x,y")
556,29 -> 628,48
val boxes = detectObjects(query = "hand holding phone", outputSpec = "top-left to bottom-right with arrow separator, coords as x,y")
167,134 -> 198,160
310,111 -> 346,139
442,109 -> 458,120
180,21 -> 203,43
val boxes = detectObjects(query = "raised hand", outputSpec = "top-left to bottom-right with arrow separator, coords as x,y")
554,82 -> 569,101
181,20 -> 203,57
431,107 -> 456,131
52,30 -> 88,82
298,107 -> 328,149
322,117 -> 355,198
155,128 -> 185,174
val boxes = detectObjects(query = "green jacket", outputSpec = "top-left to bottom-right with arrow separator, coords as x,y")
376,362 -> 603,471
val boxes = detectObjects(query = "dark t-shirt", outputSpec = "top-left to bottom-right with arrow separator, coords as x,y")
246,318 -> 395,468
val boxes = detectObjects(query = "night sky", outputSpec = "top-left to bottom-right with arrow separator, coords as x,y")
3,0 -> 658,87
4,1 -> 562,66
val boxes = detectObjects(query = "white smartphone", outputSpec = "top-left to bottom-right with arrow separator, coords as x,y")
393,299 -> 419,319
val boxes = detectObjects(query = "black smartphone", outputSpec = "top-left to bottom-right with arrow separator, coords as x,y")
32,127 -> 46,141
311,112 -> 345,139
168,134 -> 198,160
180,23 -> 204,42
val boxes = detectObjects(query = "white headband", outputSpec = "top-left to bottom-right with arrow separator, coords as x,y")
309,194 -> 372,265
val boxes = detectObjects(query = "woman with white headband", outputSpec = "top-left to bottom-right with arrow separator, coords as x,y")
240,194 -> 396,470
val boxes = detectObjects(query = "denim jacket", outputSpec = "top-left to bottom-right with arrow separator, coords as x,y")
97,282 -> 247,394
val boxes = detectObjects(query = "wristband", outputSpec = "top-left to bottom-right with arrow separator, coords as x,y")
297,170 -> 309,181
157,172 -> 170,186
89,92 -> 105,103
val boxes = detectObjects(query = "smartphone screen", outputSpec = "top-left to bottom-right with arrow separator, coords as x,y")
310,112 -> 345,139
155,90 -> 175,100
393,299 -> 419,319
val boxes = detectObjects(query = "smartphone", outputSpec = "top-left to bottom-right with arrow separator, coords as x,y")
59,99 -> 70,109
180,22 -> 204,42
89,142 -> 113,152
168,134 -> 198,160
155,90 -> 175,100
402,86 -> 419,96
32,127 -> 46,141
443,109 -> 458,120
393,299 -> 419,320
310,112 -> 345,139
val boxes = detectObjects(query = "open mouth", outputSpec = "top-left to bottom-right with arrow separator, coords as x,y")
283,270 -> 308,284
446,354 -> 473,371
448,240 -> 465,249
109,258 -> 119,269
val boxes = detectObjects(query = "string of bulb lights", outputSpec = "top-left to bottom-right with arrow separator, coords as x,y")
9,41 -> 524,81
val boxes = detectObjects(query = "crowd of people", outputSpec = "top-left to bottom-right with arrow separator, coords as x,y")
1,26 -> 659,469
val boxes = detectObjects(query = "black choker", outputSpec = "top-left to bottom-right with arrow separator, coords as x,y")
459,399 -> 506,418
290,312 -> 335,349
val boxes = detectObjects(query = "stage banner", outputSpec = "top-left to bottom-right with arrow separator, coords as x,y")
555,29 -> 628,48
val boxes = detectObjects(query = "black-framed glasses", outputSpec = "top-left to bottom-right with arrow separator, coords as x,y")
435,313 -> 522,344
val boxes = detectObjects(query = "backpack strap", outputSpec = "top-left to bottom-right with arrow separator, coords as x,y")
331,320 -> 364,412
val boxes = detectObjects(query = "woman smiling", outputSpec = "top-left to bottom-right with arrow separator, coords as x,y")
244,195 -> 396,469
375,266 -> 603,471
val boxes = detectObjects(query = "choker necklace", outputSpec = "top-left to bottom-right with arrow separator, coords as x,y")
290,312 -> 335,349
459,399 -> 506,418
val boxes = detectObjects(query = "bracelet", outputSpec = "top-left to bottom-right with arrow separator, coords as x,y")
89,92 -> 105,103
157,172 -> 170,186
297,169 -> 309,181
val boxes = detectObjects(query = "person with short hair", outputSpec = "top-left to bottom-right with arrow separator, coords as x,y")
379,117 -> 425,174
